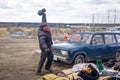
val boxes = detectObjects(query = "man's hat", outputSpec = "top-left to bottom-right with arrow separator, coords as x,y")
39,22 -> 47,27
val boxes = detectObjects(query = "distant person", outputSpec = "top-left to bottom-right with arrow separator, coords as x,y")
64,33 -> 70,40
36,8 -> 53,76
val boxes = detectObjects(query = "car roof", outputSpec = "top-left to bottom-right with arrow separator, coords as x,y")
73,32 -> 120,35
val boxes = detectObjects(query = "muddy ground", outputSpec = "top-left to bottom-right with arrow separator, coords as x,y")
0,37 -> 72,80
0,37 -> 119,80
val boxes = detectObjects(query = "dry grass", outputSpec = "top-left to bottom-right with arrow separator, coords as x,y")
0,27 -> 72,41
0,28 -> 8,37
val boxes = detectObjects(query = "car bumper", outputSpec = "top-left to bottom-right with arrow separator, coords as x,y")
53,55 -> 72,64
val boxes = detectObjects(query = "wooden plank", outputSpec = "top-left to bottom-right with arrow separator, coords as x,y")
98,76 -> 112,80
62,69 -> 80,80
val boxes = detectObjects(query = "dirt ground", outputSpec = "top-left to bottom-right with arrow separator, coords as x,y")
0,37 -> 71,80
0,37 -> 120,80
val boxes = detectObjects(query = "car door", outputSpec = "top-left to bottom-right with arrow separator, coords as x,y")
104,34 -> 118,57
88,34 -> 107,59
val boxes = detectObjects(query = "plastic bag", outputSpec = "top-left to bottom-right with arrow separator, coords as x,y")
72,63 -> 99,73
77,64 -> 99,80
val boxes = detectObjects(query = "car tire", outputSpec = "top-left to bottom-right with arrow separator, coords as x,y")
115,52 -> 120,62
74,55 -> 85,64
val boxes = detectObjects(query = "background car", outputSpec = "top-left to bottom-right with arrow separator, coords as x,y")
109,26 -> 120,33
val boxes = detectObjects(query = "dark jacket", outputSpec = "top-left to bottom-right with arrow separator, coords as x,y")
38,28 -> 53,52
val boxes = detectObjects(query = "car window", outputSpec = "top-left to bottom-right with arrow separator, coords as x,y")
116,34 -> 120,42
92,35 -> 104,45
104,34 -> 116,44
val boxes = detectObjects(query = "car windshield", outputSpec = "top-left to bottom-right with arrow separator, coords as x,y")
69,33 -> 92,44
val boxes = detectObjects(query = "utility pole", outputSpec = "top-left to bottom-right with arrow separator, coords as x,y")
107,9 -> 110,23
96,14 -> 99,23
92,13 -> 94,24
114,8 -> 116,25
92,13 -> 95,31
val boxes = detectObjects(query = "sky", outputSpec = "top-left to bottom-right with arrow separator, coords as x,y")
0,0 -> 120,23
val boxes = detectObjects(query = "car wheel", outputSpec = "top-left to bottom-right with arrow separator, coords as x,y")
115,52 -> 120,62
74,55 -> 85,64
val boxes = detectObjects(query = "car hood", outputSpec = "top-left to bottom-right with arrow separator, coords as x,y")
52,42 -> 88,50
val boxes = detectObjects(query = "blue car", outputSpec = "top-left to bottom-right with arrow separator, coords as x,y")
52,32 -> 120,64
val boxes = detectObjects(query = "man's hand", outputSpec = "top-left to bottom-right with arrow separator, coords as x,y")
45,48 -> 50,52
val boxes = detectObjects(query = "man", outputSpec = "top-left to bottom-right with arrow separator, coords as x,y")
36,8 -> 53,76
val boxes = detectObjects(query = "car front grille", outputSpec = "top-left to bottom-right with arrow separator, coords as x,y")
52,49 -> 61,55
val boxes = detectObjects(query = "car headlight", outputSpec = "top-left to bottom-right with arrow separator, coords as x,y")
61,50 -> 68,56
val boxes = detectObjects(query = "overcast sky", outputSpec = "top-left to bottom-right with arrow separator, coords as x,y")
0,0 -> 120,23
